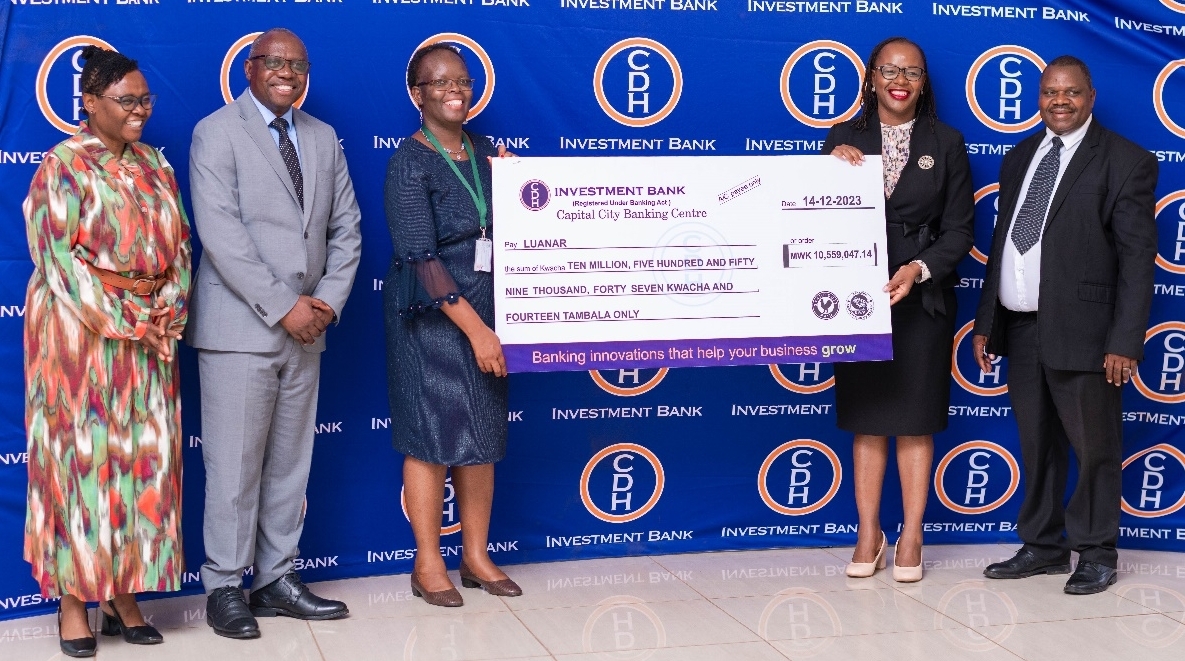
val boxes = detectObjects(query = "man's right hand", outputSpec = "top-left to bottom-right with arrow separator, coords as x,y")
973,334 -> 995,374
280,295 -> 329,345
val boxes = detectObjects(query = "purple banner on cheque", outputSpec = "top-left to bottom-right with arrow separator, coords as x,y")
505,334 -> 893,372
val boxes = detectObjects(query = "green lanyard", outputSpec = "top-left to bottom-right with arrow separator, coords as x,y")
421,127 -> 488,238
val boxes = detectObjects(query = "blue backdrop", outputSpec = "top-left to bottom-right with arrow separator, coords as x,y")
0,0 -> 1183,621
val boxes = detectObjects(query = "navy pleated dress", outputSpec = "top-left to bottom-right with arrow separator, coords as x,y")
383,134 -> 508,466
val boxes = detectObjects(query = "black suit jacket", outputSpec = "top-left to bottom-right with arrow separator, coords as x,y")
973,119 -> 1158,371
822,113 -> 975,314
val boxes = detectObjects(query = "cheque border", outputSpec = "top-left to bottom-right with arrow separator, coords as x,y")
505,334 -> 892,372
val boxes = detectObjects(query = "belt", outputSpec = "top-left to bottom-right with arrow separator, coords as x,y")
86,263 -> 169,296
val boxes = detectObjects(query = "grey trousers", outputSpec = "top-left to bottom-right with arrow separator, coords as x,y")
198,338 -> 321,592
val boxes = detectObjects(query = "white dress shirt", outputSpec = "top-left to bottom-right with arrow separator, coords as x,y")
249,91 -> 302,165
999,115 -> 1092,312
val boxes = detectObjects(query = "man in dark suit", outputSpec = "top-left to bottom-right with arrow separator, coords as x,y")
973,55 -> 1157,595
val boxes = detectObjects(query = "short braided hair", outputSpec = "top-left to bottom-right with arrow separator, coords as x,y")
79,45 -> 138,96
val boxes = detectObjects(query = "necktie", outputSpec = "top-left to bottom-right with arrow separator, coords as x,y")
1010,136 -> 1063,255
270,117 -> 304,210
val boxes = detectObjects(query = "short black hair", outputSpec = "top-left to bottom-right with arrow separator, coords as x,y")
853,37 -> 938,131
1045,55 -> 1093,90
406,43 -> 465,91
79,45 -> 138,96
249,27 -> 303,57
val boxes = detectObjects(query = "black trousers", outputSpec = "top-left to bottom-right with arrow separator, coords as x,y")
1005,312 -> 1124,567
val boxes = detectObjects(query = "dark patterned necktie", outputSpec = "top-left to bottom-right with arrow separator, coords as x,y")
1010,136 -> 1063,255
270,117 -> 304,209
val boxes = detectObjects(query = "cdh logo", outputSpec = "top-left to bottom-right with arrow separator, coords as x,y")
1132,321 -> 1185,404
1121,444 -> 1185,518
581,595 -> 667,657
757,439 -> 842,516
951,321 -> 1008,396
780,40 -> 863,129
221,32 -> 310,107
36,35 -> 118,134
580,443 -> 664,523
407,33 -> 495,120
965,46 -> 1047,133
1154,191 -> 1185,275
768,363 -> 835,394
590,368 -> 667,396
400,478 -> 461,535
1162,0 -> 1185,13
1154,59 -> 1185,140
970,183 -> 1000,265
520,180 -> 550,211
594,37 -> 682,128
757,588 -> 843,655
934,441 -> 1020,515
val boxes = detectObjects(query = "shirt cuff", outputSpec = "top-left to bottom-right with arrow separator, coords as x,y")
911,260 -> 931,283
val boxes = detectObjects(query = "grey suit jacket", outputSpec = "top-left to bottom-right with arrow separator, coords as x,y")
186,91 -> 362,353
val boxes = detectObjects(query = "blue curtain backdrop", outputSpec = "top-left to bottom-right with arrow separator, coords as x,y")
0,0 -> 1183,621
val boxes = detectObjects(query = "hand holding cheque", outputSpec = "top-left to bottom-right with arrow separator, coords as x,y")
491,155 -> 895,372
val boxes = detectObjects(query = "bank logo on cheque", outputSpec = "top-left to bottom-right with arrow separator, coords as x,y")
1121,444 -> 1185,518
590,368 -> 668,396
594,37 -> 682,128
971,183 -> 1000,265
1155,191 -> 1185,275
966,46 -> 1046,133
780,40 -> 863,129
951,321 -> 1008,396
581,443 -> 664,523
221,32 -> 309,107
520,180 -> 550,211
769,363 -> 835,394
811,291 -> 840,320
758,439 -> 842,515
407,33 -> 495,120
934,441 -> 1019,515
1132,321 -> 1185,404
37,36 -> 118,134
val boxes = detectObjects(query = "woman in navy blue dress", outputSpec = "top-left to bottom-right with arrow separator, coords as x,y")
384,44 -> 521,606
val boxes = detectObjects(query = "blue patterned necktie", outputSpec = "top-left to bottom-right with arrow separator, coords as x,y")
270,117 -> 304,209
1010,135 -> 1063,255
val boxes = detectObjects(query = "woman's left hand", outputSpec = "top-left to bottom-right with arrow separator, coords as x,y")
490,145 -> 517,160
884,263 -> 922,305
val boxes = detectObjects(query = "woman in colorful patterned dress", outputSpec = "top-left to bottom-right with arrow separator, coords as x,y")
22,47 -> 190,656
821,37 -> 974,583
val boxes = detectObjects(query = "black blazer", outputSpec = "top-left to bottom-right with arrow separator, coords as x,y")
822,113 -> 975,315
973,119 -> 1158,371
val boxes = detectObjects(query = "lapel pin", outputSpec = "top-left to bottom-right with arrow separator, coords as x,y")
917,155 -> 935,170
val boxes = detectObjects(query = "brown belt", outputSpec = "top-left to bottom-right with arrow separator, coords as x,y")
86,263 -> 169,297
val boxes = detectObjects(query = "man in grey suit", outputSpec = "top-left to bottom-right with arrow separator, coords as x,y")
187,28 -> 361,638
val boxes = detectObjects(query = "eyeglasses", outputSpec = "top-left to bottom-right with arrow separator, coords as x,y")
874,65 -> 926,82
414,78 -> 475,91
98,94 -> 158,111
249,55 -> 311,75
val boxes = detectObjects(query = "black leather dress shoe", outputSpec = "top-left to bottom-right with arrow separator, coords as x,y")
207,587 -> 261,639
984,548 -> 1072,579
249,571 -> 348,620
100,600 -> 163,644
1064,561 -> 1118,595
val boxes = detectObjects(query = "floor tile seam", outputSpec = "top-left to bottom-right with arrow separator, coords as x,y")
504,595 -> 563,658
972,610 -> 1185,629
306,619 -> 330,661
649,553 -> 723,602
505,593 -> 714,613
552,638 -> 781,657
1112,587 -> 1185,615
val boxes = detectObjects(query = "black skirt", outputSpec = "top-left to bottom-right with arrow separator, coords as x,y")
834,286 -> 957,436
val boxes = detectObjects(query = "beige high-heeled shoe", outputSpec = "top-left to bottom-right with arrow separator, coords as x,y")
892,537 -> 923,583
845,531 -> 887,578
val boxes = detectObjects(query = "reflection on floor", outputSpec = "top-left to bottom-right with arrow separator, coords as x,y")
3,544 -> 1184,660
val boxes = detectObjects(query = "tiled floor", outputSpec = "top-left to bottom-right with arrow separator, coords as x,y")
4,543 -> 1185,660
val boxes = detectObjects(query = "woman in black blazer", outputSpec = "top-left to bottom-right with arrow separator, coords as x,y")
821,37 -> 974,582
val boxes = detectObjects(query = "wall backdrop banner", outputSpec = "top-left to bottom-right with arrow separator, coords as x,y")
0,0 -> 1183,622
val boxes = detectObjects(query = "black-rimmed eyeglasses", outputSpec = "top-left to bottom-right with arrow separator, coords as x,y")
414,78 -> 475,91
874,65 -> 926,81
249,55 -> 311,75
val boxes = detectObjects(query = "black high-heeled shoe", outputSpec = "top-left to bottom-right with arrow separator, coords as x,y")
57,602 -> 97,658
100,599 -> 163,645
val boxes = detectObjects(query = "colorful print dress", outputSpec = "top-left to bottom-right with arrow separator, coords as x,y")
22,122 -> 191,600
